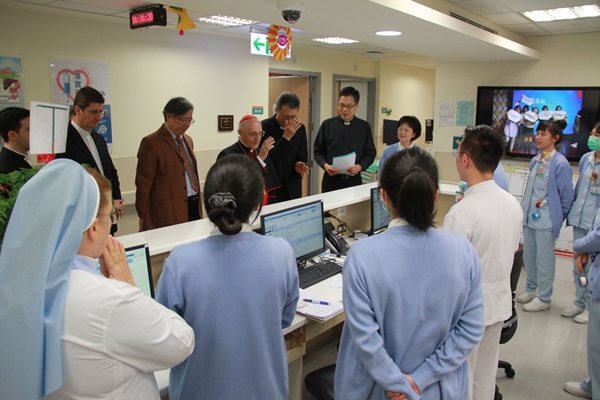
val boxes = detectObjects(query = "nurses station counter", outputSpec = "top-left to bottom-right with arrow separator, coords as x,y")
119,181 -> 459,400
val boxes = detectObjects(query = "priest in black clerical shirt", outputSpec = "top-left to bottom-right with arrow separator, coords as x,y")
217,115 -> 280,204
260,92 -> 309,203
0,107 -> 32,174
314,86 -> 376,193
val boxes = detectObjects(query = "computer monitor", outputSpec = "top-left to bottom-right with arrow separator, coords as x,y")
370,187 -> 391,235
261,200 -> 326,263
124,244 -> 155,298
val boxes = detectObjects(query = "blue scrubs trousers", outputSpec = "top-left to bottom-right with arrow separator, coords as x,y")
579,298 -> 600,398
573,226 -> 591,309
523,226 -> 556,303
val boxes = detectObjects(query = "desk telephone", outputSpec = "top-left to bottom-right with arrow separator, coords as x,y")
324,218 -> 350,256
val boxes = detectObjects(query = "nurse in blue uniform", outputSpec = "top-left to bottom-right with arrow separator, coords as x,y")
334,147 -> 484,400
518,120 -> 574,311
564,121 -> 600,324
157,154 -> 299,400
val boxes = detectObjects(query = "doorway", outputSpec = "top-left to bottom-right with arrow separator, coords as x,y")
268,70 -> 321,196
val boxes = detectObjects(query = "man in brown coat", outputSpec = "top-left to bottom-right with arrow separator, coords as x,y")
135,97 -> 202,231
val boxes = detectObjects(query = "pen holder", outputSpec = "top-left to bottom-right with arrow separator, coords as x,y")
578,276 -> 588,288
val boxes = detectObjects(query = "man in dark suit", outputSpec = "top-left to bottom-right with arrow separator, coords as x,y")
261,92 -> 309,203
0,107 -> 32,173
135,97 -> 202,231
217,115 -> 280,204
56,86 -> 122,234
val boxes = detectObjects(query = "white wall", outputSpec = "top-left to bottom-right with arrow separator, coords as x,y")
433,31 -> 600,155
1,3 -> 437,196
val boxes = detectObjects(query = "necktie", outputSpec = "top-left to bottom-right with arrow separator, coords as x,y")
248,150 -> 255,160
176,136 -> 199,193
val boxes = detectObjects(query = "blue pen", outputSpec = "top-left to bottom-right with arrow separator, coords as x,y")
303,298 -> 329,305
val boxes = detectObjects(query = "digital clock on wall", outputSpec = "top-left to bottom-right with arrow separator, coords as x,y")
129,5 -> 167,30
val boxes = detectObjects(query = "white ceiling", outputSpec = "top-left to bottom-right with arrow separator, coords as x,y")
450,0 -> 600,36
7,0 -> 600,65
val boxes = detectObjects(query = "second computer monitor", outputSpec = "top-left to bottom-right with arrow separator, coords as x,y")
261,200 -> 326,263
371,187 -> 392,235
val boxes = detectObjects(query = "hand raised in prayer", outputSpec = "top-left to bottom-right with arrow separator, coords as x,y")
259,136 -> 275,160
100,236 -> 136,287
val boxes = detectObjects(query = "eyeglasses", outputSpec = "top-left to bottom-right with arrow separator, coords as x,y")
240,130 -> 265,138
88,109 -> 106,117
176,117 -> 195,125
97,208 -> 122,224
338,103 -> 357,110
452,150 -> 468,157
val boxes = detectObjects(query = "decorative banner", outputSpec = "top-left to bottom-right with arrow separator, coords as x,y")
267,25 -> 292,61
168,6 -> 196,36
50,58 -> 113,152
0,53 -> 24,110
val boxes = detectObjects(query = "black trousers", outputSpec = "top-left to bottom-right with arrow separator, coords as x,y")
321,173 -> 361,193
188,195 -> 200,221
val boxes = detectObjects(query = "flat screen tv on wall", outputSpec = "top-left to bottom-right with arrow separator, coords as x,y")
476,86 -> 600,163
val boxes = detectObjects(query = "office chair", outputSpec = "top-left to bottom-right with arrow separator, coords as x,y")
304,364 -> 336,400
495,249 -> 523,400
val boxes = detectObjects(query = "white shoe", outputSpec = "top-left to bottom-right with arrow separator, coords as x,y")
562,305 -> 585,318
523,298 -> 550,312
575,310 -> 589,324
516,291 -> 536,303
563,381 -> 592,398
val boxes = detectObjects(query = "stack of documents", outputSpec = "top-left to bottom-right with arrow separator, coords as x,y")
296,288 -> 344,322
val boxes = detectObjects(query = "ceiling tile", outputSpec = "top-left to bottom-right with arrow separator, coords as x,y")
451,0 -> 511,14
503,23 -> 551,34
14,0 -> 56,4
483,12 -> 530,24
495,0 -> 592,13
49,1 -> 123,15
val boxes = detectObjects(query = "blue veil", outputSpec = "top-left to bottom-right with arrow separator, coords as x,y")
0,159 -> 99,398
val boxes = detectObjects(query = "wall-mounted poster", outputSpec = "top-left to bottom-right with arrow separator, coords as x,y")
50,58 -> 113,151
0,53 -> 24,110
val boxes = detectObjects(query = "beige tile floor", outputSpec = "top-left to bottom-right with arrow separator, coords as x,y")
302,255 -> 590,400
116,210 -> 590,400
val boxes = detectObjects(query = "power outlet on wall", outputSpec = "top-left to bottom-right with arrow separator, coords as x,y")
337,206 -> 347,216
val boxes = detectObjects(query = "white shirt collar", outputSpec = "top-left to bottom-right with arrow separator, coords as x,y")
71,120 -> 91,136
388,218 -> 410,228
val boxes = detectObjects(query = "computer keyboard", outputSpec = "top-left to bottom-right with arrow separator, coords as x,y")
298,259 -> 343,289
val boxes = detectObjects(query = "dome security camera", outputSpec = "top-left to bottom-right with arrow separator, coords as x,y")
277,4 -> 305,24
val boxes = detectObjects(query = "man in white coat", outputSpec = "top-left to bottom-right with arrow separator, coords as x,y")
443,125 -> 523,400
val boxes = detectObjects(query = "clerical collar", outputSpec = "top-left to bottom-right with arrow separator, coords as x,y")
237,140 -> 255,156
3,146 -> 28,159
71,120 -> 91,134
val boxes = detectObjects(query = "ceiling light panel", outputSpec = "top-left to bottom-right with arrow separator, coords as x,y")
197,15 -> 257,27
521,4 -> 600,22
311,37 -> 359,44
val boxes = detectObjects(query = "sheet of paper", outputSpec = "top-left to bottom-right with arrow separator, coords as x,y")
539,110 -> 552,120
329,275 -> 343,288
332,152 -> 356,174
519,94 -> 534,106
438,101 -> 455,126
524,111 -> 538,123
297,288 -> 344,321
29,101 -> 69,154
553,111 -> 567,120
507,109 -> 522,123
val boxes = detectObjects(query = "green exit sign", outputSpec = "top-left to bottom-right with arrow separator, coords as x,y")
252,106 -> 264,115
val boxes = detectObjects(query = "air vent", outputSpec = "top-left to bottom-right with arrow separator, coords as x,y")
449,12 -> 498,35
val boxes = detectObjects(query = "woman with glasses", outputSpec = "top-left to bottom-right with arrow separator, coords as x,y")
157,154 -> 299,399
0,159 -> 194,399
518,120 -> 574,312
378,115 -> 421,172
334,147 -> 484,400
